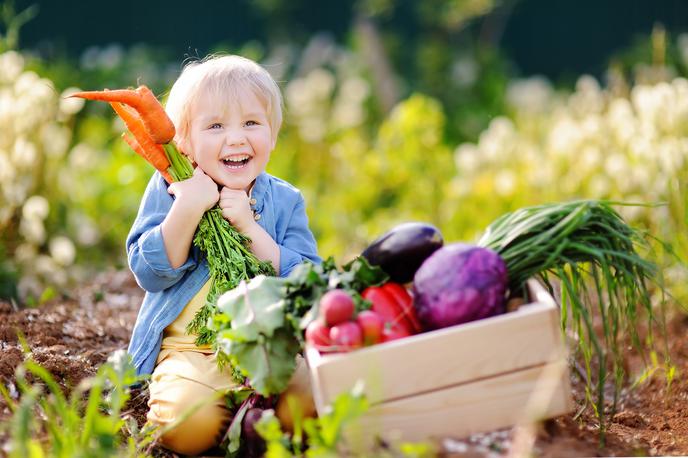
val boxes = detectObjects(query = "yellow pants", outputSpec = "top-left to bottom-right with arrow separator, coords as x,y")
147,350 -> 235,455
147,350 -> 315,456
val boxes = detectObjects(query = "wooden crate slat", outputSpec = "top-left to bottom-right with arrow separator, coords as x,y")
309,300 -> 565,407
348,361 -> 574,443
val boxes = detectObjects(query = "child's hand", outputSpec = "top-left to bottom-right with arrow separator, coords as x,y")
167,167 -> 219,214
219,187 -> 255,232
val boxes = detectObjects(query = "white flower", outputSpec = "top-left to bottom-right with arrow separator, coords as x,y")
588,175 -> 610,197
69,143 -> 98,169
454,143 -> 481,174
340,76 -> 369,102
19,216 -> 46,245
494,169 -> 516,196
13,71 -> 40,95
286,78 -> 310,114
59,87 -> 85,116
607,98 -> 636,146
579,146 -> 602,171
0,51 -> 24,83
479,117 -> 514,161
14,243 -> 37,263
11,136 -> 37,168
35,254 -> 59,276
49,236 -> 76,266
41,123 -> 70,158
299,119 -> 327,143
604,153 -> 628,178
331,103 -> 363,129
0,154 -> 15,181
569,75 -> 604,115
307,68 -> 335,100
72,213 -> 100,246
547,116 -> 581,155
4,179 -> 30,206
22,195 -> 49,220
506,76 -> 553,113
631,84 -> 661,124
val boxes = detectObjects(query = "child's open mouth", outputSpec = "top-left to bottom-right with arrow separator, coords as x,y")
222,155 -> 251,170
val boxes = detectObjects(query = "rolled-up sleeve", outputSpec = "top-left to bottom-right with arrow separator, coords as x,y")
126,173 -> 199,292
278,194 -> 321,277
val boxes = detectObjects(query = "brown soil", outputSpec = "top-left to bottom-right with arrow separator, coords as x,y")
1,270 -> 686,457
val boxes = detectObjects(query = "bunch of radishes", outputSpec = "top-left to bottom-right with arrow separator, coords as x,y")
305,288 -> 415,353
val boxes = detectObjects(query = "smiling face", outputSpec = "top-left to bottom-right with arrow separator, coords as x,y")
185,85 -> 275,192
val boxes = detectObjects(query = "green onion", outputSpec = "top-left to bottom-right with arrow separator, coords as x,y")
478,200 -> 660,433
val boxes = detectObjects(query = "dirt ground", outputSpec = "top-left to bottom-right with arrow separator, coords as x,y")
1,270 -> 686,457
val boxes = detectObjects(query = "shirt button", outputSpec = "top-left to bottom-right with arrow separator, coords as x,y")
254,213 -> 261,221
249,198 -> 257,205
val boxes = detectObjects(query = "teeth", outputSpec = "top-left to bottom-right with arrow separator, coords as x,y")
223,155 -> 250,163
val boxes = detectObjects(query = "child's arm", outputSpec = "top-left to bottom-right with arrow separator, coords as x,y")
162,167 -> 219,268
126,169 -> 218,292
219,187 -> 281,273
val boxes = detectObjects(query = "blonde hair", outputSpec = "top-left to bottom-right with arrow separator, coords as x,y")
165,55 -> 283,149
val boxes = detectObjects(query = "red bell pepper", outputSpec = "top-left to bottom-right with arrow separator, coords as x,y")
361,283 -> 422,338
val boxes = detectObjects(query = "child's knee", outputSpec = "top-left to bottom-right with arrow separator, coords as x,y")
148,388 -> 231,455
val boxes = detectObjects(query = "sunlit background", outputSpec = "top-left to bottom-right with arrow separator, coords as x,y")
1,0 -> 687,304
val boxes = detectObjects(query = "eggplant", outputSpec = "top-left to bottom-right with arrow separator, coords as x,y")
361,222 -> 444,283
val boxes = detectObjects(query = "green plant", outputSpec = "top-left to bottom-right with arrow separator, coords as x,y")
255,384 -> 437,457
0,1 -> 37,53
478,200 -> 666,437
0,349 -> 157,458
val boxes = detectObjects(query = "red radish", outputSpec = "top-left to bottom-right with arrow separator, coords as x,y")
356,310 -> 385,345
330,322 -> 363,351
381,323 -> 412,342
319,289 -> 355,326
305,320 -> 331,350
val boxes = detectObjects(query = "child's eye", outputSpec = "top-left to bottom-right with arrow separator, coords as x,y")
208,123 -> 222,129
245,120 -> 258,127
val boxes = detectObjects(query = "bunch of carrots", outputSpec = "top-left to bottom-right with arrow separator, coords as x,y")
71,86 -> 275,345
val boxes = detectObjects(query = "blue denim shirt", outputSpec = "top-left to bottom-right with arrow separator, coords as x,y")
126,171 -> 321,376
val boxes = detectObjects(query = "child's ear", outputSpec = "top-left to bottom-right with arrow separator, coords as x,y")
178,137 -> 194,161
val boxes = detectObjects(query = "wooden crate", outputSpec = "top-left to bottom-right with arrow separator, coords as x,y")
305,280 -> 574,442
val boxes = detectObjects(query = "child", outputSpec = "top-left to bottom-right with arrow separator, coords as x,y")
125,55 -> 321,455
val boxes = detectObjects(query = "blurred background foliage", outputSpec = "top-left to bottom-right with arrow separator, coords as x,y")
1,0 -> 687,305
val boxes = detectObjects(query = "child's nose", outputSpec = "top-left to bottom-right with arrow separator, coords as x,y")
225,129 -> 246,146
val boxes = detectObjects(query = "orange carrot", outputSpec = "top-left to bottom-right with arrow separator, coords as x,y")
122,133 -> 173,183
70,86 -> 175,144
109,102 -> 171,175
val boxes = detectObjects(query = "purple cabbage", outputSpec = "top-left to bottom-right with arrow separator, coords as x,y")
412,243 -> 508,331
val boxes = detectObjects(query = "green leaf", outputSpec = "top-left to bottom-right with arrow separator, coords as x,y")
304,386 -> 369,452
231,329 -> 300,396
226,399 -> 251,457
225,386 -> 254,411
216,276 -> 287,342
342,257 -> 389,290
255,410 -> 294,458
